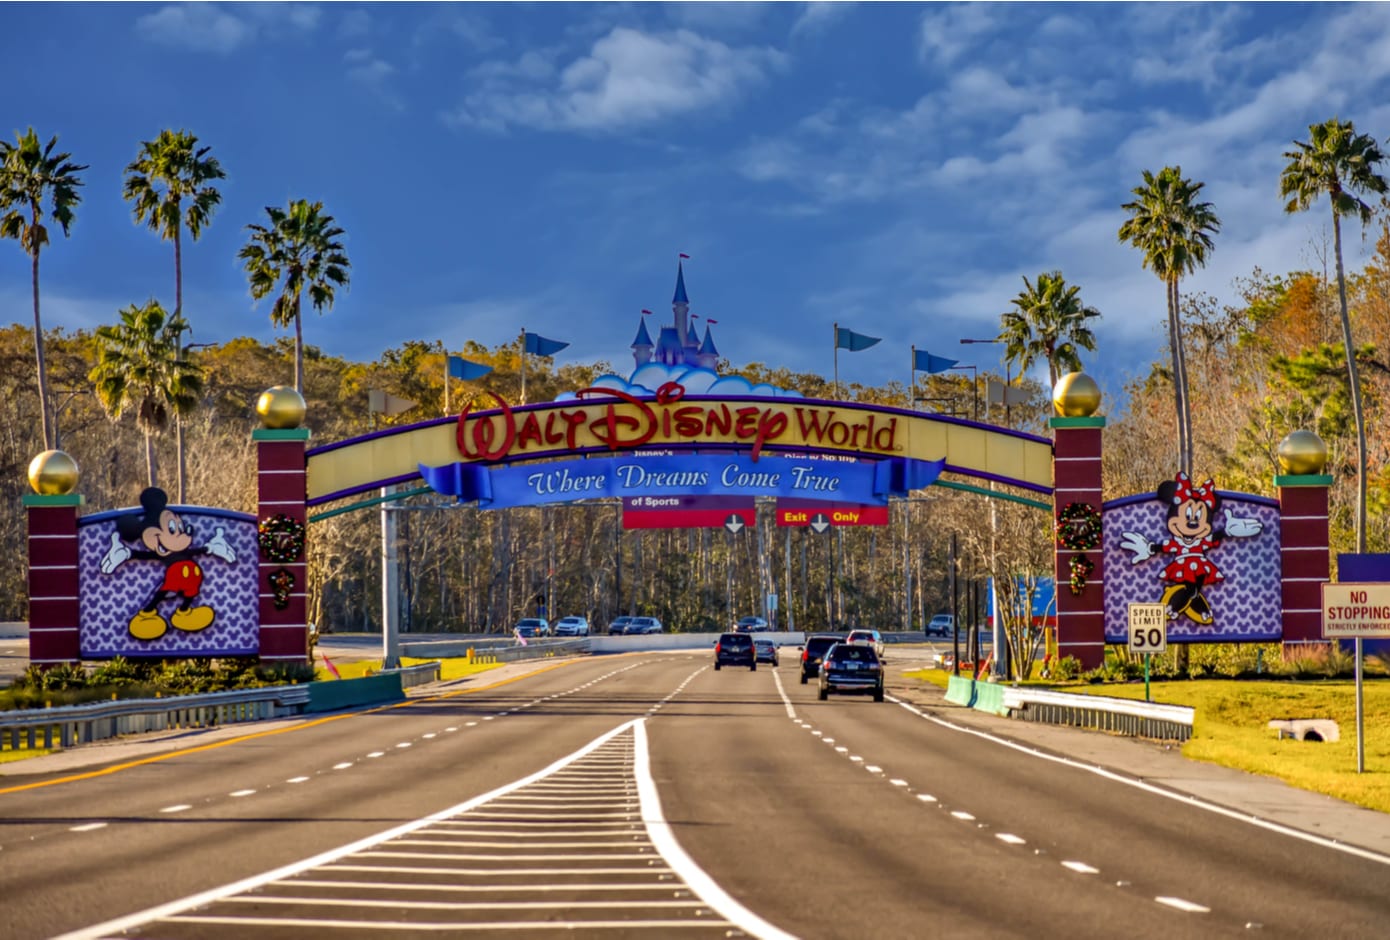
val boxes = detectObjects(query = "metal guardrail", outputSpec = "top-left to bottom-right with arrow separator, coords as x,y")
379,662 -> 441,689
0,685 -> 312,753
1001,687 -> 1195,742
401,638 -> 589,662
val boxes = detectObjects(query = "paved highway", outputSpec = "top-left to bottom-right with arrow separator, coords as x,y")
1,651 -> 1387,938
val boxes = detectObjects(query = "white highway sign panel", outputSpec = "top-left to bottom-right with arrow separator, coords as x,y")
1127,603 -> 1168,654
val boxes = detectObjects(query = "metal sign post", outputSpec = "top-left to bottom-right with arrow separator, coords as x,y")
1127,603 -> 1167,702
1321,582 -> 1390,773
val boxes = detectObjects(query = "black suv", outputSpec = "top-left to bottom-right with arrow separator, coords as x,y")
714,632 -> 756,671
818,642 -> 885,701
799,633 -> 842,684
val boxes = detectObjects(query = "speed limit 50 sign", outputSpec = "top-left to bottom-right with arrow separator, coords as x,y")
1128,603 -> 1168,654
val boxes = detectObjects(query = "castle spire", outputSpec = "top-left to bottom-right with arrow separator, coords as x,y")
631,310 -> 654,367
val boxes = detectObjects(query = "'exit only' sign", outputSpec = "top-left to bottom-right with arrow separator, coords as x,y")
775,502 -> 889,527
1322,582 -> 1390,638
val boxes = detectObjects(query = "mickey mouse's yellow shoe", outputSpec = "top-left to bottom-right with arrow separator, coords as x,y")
171,605 -> 215,632
128,610 -> 167,641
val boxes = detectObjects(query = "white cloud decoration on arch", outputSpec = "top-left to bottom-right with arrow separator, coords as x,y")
556,362 -> 803,402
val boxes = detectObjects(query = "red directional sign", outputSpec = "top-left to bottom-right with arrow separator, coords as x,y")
775,498 -> 889,527
622,496 -> 756,530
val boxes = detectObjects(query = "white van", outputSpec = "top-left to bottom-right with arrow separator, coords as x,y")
926,613 -> 955,637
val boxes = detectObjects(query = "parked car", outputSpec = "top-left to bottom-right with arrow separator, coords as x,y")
627,616 -> 664,635
714,632 -> 756,670
818,642 -> 885,701
753,637 -> 778,666
607,616 -> 635,635
926,613 -> 956,637
554,616 -> 590,637
845,628 -> 884,658
514,617 -> 550,639
735,616 -> 771,633
799,634 -> 842,685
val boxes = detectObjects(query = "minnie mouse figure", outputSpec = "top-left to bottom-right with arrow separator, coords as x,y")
99,487 -> 237,640
1119,472 -> 1262,625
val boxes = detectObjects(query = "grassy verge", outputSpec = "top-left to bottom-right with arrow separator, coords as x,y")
314,657 -> 503,682
901,667 -> 1390,814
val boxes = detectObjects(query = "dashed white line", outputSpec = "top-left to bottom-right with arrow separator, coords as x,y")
160,804 -> 191,813
366,752 -> 385,758
1062,861 -> 1099,874
466,721 -> 478,727
864,765 -> 882,774
889,779 -> 908,787
395,743 -> 411,749
286,777 -> 309,784
333,762 -> 354,770
850,756 -> 863,763
835,746 -> 848,753
70,822 -> 107,832
996,833 -> 1026,845
916,794 -> 938,803
422,733 -> 437,739
951,811 -> 976,821
445,727 -> 458,732
1156,896 -> 1209,913
229,789 -> 257,797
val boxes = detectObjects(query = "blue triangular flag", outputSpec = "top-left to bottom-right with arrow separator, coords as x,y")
524,332 -> 570,357
835,327 -> 881,352
448,355 -> 493,381
914,349 -> 959,374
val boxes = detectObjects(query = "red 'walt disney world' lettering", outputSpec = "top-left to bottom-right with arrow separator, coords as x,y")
455,382 -> 897,462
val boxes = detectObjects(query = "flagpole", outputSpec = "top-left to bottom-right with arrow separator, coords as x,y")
910,345 -> 916,412
520,327 -> 527,406
833,321 -> 840,400
443,343 -> 450,417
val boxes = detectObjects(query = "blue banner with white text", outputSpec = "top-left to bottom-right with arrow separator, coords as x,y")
419,453 -> 944,509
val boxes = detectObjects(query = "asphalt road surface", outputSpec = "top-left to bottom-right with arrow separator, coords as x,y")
1,651 -> 1387,939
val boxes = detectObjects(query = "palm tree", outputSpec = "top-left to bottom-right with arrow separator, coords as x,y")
0,128 -> 87,451
1118,166 -> 1220,476
123,129 -> 226,503
1281,118 -> 1388,554
998,271 -> 1100,387
239,200 -> 351,394
90,300 -> 204,488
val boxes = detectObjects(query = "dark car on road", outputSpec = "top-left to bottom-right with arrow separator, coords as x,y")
754,637 -> 778,666
714,632 -> 756,670
799,633 -> 842,684
607,616 -> 635,635
818,642 -> 885,702
735,616 -> 771,632
514,618 -> 550,639
627,616 -> 664,635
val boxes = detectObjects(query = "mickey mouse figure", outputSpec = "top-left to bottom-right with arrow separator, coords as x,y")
100,487 -> 237,640
1119,472 -> 1262,625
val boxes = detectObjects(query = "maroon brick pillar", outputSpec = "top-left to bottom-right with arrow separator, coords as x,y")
24,493 -> 83,666
255,427 -> 310,663
1277,473 -> 1331,648
1051,415 -> 1106,668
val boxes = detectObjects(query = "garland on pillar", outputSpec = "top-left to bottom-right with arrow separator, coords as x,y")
268,567 -> 296,609
1068,553 -> 1095,595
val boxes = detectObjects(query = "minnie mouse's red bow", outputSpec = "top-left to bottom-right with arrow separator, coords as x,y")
1172,471 -> 1215,508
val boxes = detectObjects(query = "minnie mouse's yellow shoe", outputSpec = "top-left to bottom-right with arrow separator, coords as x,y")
1160,584 -> 1188,619
1185,594 -> 1215,625
128,610 -> 167,640
171,605 -> 215,632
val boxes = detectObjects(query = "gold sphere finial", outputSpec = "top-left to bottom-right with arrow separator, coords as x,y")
1277,429 -> 1328,475
28,449 -> 80,495
1052,372 -> 1101,417
256,386 -> 306,429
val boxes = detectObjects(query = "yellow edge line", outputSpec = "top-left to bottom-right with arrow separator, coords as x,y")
0,659 -> 582,795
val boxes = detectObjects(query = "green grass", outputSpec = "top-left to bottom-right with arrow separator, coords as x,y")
315,657 -> 503,682
902,667 -> 1390,814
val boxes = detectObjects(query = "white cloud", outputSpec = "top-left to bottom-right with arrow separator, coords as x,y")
445,27 -> 786,133
791,2 -> 851,38
917,2 -> 1002,67
135,2 -> 320,54
345,48 -> 403,111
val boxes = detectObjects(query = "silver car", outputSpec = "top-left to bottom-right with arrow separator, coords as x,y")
554,616 -> 590,637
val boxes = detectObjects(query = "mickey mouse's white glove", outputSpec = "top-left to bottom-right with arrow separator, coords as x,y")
1120,531 -> 1153,563
100,532 -> 131,574
205,526 -> 236,562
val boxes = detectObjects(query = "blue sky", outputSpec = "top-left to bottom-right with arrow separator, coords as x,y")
6,2 -> 1390,403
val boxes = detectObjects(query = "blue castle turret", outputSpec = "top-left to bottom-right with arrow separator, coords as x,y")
636,260 -> 714,370
631,316 -> 654,366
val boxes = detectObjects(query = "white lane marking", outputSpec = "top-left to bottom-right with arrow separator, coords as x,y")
888,694 -> 1390,867
285,879 -> 677,892
951,811 -> 976,821
221,897 -> 707,911
772,669 -> 797,719
423,733 -> 437,739
864,765 -> 882,774
366,752 -> 385,758
160,804 -> 191,813
482,716 -> 495,721
53,719 -> 648,940
165,916 -> 719,931
1155,896 -> 1210,913
466,721 -> 478,727
996,833 -> 1026,845
286,776 -> 309,784
1062,860 -> 1099,874
917,794 -> 938,803
395,743 -> 412,749
70,823 -> 107,832
835,747 -> 848,754
229,789 -> 257,797
634,720 -> 798,940
889,779 -> 908,787
333,762 -> 353,770
822,738 -> 834,744
810,730 -> 823,737
445,727 -> 458,732
849,756 -> 863,763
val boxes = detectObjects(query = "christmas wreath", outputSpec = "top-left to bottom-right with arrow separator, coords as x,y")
1068,553 -> 1095,595
258,513 -> 306,564
268,567 -> 296,609
1055,502 -> 1101,552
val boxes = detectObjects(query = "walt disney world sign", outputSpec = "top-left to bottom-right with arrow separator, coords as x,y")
303,384 -> 1055,507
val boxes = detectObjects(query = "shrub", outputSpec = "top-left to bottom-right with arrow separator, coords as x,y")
1047,655 -> 1083,680
1268,643 -> 1357,679
89,656 -> 157,687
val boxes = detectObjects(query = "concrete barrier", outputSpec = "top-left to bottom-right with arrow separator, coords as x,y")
306,673 -> 405,713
